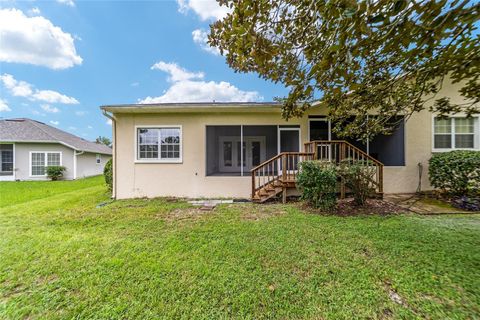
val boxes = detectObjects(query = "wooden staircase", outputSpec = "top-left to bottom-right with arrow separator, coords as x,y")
251,141 -> 384,203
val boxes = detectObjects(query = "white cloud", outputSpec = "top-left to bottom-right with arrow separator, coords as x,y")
0,73 -> 79,104
87,125 -> 93,129
140,62 -> 261,103
0,99 -> 11,112
50,120 -> 59,126
192,29 -> 220,55
177,0 -> 230,21
40,104 -> 60,113
28,7 -> 41,16
151,61 -> 204,82
139,80 -> 261,104
106,119 -> 112,125
57,0 -> 75,7
0,8 -> 82,69
32,90 -> 79,104
75,110 -> 86,116
68,126 -> 77,131
131,82 -> 140,87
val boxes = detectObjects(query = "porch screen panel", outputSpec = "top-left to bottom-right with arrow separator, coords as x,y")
206,126 -> 241,176
243,126 -> 278,170
369,116 -> 405,166
331,116 -> 367,152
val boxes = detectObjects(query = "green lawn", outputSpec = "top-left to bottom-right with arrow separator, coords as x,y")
0,175 -> 104,207
0,178 -> 479,319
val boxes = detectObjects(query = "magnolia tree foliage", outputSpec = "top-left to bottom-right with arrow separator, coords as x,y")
209,0 -> 480,140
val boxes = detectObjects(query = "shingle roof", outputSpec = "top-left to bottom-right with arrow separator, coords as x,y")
0,118 -> 112,155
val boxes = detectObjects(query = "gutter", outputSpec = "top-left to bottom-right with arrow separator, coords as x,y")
102,109 -> 117,199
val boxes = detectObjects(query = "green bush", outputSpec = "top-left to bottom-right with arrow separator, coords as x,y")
429,151 -> 480,195
338,160 -> 377,206
104,159 -> 113,191
46,166 -> 66,181
297,160 -> 337,211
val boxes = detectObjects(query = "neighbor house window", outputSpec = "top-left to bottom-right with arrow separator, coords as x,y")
137,127 -> 181,162
96,154 -> 101,164
31,152 -> 61,176
434,116 -> 479,150
0,144 -> 14,174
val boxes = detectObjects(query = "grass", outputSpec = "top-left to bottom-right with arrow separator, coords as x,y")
0,177 -> 479,319
0,175 -> 105,207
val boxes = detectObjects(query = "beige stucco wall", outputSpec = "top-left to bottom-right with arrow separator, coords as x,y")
13,143 -> 75,180
111,81 -> 478,199
114,112 -> 307,199
76,152 -> 111,179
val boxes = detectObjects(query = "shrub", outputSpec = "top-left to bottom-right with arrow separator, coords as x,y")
297,160 -> 337,211
46,166 -> 66,181
104,158 -> 113,191
429,151 -> 480,196
338,160 -> 377,206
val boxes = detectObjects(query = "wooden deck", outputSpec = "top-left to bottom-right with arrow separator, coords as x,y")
251,141 -> 384,203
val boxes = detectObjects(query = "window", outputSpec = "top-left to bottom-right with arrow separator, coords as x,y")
137,127 -> 181,162
434,117 -> 479,150
0,144 -> 14,174
31,152 -> 61,176
96,154 -> 101,164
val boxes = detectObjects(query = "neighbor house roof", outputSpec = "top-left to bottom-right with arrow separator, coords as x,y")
101,102 -> 285,113
0,118 -> 112,155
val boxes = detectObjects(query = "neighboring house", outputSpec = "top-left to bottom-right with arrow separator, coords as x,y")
101,80 -> 479,200
0,118 -> 112,181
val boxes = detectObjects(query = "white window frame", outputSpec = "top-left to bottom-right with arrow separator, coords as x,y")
29,151 -> 62,177
96,154 -> 101,164
135,125 -> 183,163
432,115 -> 480,152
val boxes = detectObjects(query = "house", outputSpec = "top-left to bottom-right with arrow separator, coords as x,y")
101,80 -> 479,201
0,118 -> 112,181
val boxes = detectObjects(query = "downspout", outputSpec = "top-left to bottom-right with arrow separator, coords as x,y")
102,109 -> 117,199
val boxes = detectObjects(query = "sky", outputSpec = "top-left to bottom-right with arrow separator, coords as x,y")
0,0 -> 287,140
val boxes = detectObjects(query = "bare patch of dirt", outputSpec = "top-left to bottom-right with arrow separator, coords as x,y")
158,207 -> 212,222
35,274 -> 59,286
298,198 -> 406,216
234,203 -> 287,221
336,199 -> 406,216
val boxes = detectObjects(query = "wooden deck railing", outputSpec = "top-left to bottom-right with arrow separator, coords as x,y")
251,141 -> 384,200
251,152 -> 314,197
305,140 -> 384,196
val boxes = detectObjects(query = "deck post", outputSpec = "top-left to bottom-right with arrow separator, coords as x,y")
282,154 -> 287,203
251,170 -> 255,199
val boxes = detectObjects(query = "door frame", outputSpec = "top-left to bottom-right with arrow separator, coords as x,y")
277,127 -> 301,154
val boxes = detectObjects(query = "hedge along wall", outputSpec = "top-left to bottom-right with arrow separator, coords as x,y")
429,150 -> 480,195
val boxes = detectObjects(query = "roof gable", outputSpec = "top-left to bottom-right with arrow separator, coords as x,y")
0,118 -> 112,155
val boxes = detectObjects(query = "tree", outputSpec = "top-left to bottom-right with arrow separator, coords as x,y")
95,136 -> 112,147
209,0 -> 480,140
